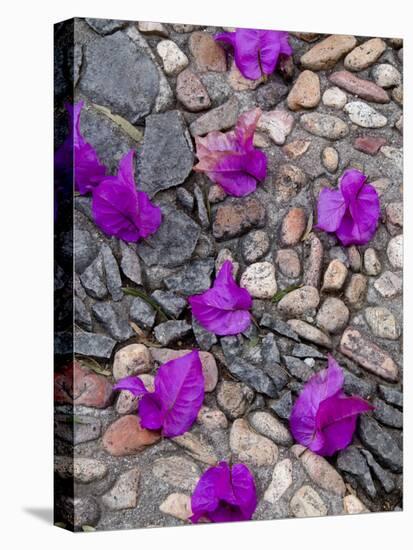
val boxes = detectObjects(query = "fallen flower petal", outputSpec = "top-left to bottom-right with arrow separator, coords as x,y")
92,150 -> 162,242
215,28 -> 292,80
188,260 -> 252,336
315,168 -> 380,246
191,461 -> 257,523
290,355 -> 373,456
113,350 -> 204,438
193,108 -> 267,197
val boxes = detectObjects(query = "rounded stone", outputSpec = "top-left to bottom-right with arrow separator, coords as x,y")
344,38 -> 386,71
322,146 -> 339,172
322,86 -> 347,109
113,344 -> 152,381
248,411 -> 293,446
345,273 -> 368,306
287,70 -> 321,111
159,493 -> 192,521
300,113 -> 349,139
364,248 -> 382,276
275,249 -> 301,278
176,68 -> 211,112
156,40 -> 189,76
281,207 -> 307,246
299,449 -> 346,496
387,235 -> 403,269
230,418 -> 278,467
344,101 -> 387,128
365,307 -> 400,340
241,230 -> 270,263
371,63 -> 401,88
197,406 -> 228,430
300,34 -> 357,70
189,31 -> 227,72
103,415 -> 160,456
217,381 -> 254,419
273,164 -> 307,203
316,297 -> 350,334
278,286 -> 320,317
290,485 -> 327,517
322,259 -> 348,291
240,262 -> 277,299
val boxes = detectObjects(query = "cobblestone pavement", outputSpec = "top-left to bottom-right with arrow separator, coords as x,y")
54,19 -> 403,531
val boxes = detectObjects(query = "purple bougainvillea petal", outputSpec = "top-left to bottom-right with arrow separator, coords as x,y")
215,28 -> 292,80
92,150 -> 162,242
68,101 -> 107,195
193,109 -> 266,197
138,393 -> 164,431
191,461 -> 257,523
315,188 -> 347,232
188,260 -> 252,336
339,169 -> 367,203
290,355 -> 372,456
316,169 -> 380,246
154,350 -> 204,437
112,376 -> 148,397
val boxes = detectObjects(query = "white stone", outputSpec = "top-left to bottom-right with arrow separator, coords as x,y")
102,468 -> 140,510
343,494 -> 369,514
264,459 -> 293,504
249,411 -> 293,446
240,262 -> 277,299
290,485 -> 327,517
257,109 -> 295,145
344,101 -> 387,128
322,87 -> 347,109
374,271 -> 402,298
372,64 -> 401,88
215,248 -> 239,277
138,21 -> 168,37
157,40 -> 189,76
365,307 -> 400,340
387,235 -> 403,269
159,493 -> 192,521
364,248 -> 382,276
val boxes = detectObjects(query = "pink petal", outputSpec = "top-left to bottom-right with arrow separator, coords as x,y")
339,169 -> 367,203
234,29 -> 263,80
235,108 -> 262,150
139,393 -> 164,431
113,375 -> 148,397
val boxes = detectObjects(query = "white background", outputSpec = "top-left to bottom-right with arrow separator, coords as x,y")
0,0 -> 410,548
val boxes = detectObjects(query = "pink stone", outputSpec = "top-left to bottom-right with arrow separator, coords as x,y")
329,71 -> 390,103
54,362 -> 113,408
354,136 -> 387,155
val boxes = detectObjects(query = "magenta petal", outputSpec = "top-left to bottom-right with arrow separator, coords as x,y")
214,32 -> 236,47
235,108 -> 262,150
191,462 -> 257,523
139,393 -> 164,431
155,350 -> 204,437
91,150 -> 162,242
315,187 -> 347,232
234,29 -> 263,80
188,261 -> 252,336
339,169 -> 367,203
113,376 -> 148,397
290,355 -> 373,456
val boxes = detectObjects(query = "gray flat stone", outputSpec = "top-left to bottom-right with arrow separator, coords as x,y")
164,258 -> 214,295
358,416 -> 402,472
75,331 -> 116,358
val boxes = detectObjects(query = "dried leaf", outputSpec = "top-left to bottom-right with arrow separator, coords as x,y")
272,284 -> 303,303
93,103 -> 144,143
122,287 -> 170,321
301,211 -> 313,241
82,525 -> 96,532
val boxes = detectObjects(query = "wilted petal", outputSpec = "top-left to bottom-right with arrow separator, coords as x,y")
235,108 -> 262,150
315,188 -> 347,232
339,169 -> 367,203
188,261 -> 252,336
214,31 -> 236,47
155,350 -> 204,437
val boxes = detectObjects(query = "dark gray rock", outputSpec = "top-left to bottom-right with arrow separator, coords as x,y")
101,244 -> 123,301
268,391 -> 293,420
137,204 -> 200,268
80,31 -> 159,124
241,230 -> 270,263
379,385 -> 403,408
283,356 -> 313,382
176,187 -> 194,211
74,229 -> 98,273
54,332 -> 73,356
75,331 -> 116,358
75,196 -> 93,221
358,416 -> 402,472
260,313 -> 300,342
54,263 -> 66,291
154,320 -> 192,345
256,77 -> 289,110
261,333 -> 281,364
74,273 -> 87,301
151,290 -> 187,318
192,317 -> 217,351
120,242 -> 142,286
164,258 -> 214,295
140,110 -> 193,197
92,302 -> 133,342
80,254 -> 107,300
373,397 -> 403,428
130,297 -> 156,329
75,296 -> 92,331
343,370 -> 375,400
55,414 -> 102,445
79,104 -> 137,174
291,343 -> 326,359
194,184 -> 210,228
57,495 -> 100,530
337,445 -> 377,498
194,233 -> 216,259
85,18 -> 126,35
361,449 -> 396,493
